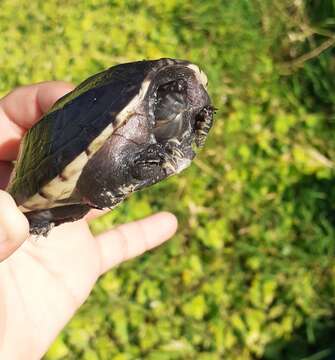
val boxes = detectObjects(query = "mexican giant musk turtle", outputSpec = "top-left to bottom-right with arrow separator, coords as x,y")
7,58 -> 214,235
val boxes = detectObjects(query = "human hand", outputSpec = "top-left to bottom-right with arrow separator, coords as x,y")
0,82 -> 177,360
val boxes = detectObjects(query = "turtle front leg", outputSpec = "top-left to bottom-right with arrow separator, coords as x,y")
26,204 -> 91,235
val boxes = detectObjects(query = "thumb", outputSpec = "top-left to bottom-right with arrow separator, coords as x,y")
0,190 -> 29,262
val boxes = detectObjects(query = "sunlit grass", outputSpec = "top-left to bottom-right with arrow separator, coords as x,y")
1,0 -> 334,359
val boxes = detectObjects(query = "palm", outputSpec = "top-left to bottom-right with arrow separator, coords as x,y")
0,220 -> 100,358
0,82 -> 177,359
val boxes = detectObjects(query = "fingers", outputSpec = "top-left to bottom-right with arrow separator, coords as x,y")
84,209 -> 110,221
0,190 -> 29,262
0,81 -> 74,128
96,212 -> 178,275
0,81 -> 74,161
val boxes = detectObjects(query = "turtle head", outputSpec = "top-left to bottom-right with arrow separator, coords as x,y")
149,61 -> 214,174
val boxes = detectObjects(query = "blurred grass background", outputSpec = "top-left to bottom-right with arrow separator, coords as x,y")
1,0 -> 335,359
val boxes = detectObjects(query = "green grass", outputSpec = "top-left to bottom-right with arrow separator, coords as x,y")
1,1 -> 335,359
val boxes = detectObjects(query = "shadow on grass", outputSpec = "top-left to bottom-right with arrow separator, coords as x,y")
263,319 -> 335,360
263,173 -> 335,360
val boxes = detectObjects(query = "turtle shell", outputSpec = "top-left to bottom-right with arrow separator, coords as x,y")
8,60 -> 158,207
7,58 -> 213,234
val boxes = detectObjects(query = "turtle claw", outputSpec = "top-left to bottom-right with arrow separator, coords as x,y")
162,139 -> 186,174
162,159 -> 177,174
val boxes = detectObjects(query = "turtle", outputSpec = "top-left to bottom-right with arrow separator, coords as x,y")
7,58 -> 214,235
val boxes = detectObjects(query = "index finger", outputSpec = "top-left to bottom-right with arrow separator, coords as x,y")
0,81 -> 74,161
